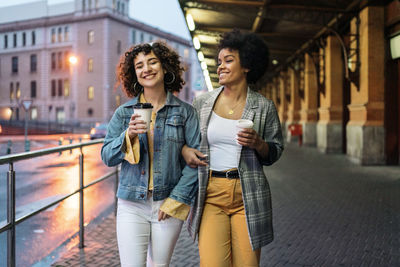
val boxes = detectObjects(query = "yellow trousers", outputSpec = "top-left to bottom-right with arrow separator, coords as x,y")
198,175 -> 261,267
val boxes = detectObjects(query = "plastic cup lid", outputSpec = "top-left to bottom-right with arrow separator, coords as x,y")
133,103 -> 153,109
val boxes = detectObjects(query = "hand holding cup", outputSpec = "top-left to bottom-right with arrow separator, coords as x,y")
236,119 -> 261,149
128,103 -> 153,140
127,113 -> 147,140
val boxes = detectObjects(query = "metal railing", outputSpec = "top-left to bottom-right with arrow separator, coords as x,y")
0,139 -> 119,267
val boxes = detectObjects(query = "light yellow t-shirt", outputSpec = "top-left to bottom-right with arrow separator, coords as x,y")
123,94 -> 190,221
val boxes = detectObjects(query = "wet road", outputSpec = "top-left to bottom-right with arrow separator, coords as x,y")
0,142 -> 116,266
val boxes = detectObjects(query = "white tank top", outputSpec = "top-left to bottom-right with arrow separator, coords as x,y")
207,112 -> 242,171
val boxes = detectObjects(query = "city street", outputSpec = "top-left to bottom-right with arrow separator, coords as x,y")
0,138 -> 116,266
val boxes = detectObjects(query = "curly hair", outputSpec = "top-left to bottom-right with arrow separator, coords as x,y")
116,41 -> 185,98
218,29 -> 269,85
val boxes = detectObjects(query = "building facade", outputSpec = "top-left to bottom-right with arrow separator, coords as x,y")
0,0 -> 204,126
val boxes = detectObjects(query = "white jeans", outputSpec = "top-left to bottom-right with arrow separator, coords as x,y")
116,197 -> 183,267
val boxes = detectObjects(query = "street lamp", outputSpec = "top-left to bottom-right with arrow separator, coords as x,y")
20,99 -> 32,151
390,32 -> 400,60
69,55 -> 78,65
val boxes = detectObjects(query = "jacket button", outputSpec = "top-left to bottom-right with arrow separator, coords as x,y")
141,170 -> 145,175
140,194 -> 144,198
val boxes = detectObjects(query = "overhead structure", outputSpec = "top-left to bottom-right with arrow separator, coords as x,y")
178,0 -> 387,90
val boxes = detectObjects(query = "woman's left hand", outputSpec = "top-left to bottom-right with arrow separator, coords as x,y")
158,210 -> 171,221
237,128 -> 269,159
236,128 -> 263,149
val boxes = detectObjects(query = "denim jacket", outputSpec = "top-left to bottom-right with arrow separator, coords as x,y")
101,92 -> 200,206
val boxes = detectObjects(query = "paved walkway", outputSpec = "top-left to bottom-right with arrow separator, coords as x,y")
51,143 -> 400,267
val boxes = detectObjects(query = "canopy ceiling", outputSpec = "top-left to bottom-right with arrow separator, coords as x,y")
178,0 -> 387,88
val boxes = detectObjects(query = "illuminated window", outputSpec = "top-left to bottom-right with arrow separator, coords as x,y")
16,82 -> 20,99
64,51 -> 70,69
88,86 -> 94,100
31,107 -> 38,120
51,28 -> 56,43
88,58 -> 93,72
58,27 -> 62,42
88,30 -> 94,44
64,79 -> 70,97
64,26 -> 69,41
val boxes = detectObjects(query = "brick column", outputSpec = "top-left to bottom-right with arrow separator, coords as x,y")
300,53 -> 318,146
317,35 -> 343,153
278,73 -> 288,135
286,68 -> 301,124
271,78 -> 279,109
347,6 -> 385,164
285,68 -> 301,143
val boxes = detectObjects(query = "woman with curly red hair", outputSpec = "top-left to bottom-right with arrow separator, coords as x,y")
101,42 -> 200,266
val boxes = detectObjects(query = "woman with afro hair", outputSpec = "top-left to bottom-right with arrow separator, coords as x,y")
101,42 -> 200,266
183,30 -> 284,266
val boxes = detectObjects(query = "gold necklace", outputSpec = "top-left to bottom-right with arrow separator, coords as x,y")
228,100 -> 243,114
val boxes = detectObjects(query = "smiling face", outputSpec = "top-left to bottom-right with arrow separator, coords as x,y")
134,50 -> 165,89
217,48 -> 248,86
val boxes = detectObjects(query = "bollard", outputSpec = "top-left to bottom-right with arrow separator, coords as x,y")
69,137 -> 73,154
24,140 -> 30,152
59,138 -> 64,155
7,140 -> 12,154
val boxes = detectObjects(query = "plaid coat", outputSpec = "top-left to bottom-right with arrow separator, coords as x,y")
187,87 -> 284,250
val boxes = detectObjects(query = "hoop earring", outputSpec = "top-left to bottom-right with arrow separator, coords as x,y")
133,82 -> 143,92
164,72 -> 176,85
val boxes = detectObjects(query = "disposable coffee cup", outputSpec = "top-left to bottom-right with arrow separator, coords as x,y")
236,119 -> 254,145
133,103 -> 153,132
236,119 -> 254,131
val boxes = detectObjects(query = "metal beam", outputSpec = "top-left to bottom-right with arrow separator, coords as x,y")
252,0 -> 271,33
268,4 -> 346,13
196,26 -> 312,39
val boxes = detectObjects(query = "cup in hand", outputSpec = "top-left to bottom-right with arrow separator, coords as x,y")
133,103 -> 153,132
236,119 -> 254,144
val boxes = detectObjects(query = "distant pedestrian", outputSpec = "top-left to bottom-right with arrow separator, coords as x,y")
182,30 -> 284,266
101,41 -> 200,267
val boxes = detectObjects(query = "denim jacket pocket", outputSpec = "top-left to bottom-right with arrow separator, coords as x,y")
165,115 -> 185,143
121,115 -> 131,129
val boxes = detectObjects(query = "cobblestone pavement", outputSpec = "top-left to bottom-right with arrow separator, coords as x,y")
51,143 -> 400,267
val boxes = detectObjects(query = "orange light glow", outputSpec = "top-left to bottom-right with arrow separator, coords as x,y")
69,56 -> 78,65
